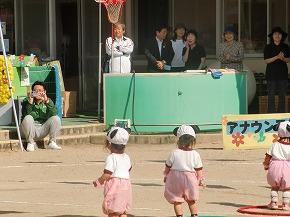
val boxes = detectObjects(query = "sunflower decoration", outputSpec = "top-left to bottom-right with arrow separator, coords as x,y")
0,55 -> 15,104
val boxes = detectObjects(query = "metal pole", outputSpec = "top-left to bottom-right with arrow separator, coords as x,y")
0,20 -> 24,152
98,0 -> 102,120
238,0 -> 241,42
267,0 -> 270,44
111,23 -> 114,73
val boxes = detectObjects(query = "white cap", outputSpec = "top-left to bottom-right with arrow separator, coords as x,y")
277,121 -> 290,138
106,127 -> 130,145
175,125 -> 196,138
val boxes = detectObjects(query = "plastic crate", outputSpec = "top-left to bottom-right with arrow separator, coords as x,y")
259,95 -> 282,113
28,66 -> 62,119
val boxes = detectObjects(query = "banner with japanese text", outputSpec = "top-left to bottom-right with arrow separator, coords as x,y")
222,113 -> 290,150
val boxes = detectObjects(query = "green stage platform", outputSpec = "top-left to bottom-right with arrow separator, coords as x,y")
104,72 -> 247,133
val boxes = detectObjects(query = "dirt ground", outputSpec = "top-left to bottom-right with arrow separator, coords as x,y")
0,141 -> 287,217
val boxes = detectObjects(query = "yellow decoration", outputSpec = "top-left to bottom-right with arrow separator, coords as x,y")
0,55 -> 14,104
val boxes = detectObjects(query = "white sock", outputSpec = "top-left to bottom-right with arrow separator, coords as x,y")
271,190 -> 278,202
283,191 -> 290,204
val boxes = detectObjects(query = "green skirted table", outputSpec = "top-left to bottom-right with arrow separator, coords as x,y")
104,72 -> 247,133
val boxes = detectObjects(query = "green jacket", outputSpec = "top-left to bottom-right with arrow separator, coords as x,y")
21,98 -> 57,123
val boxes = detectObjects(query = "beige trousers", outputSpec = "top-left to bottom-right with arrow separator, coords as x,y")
20,115 -> 61,144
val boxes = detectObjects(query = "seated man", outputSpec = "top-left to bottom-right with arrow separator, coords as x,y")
21,81 -> 61,152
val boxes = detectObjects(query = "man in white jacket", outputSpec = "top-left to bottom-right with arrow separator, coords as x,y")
106,23 -> 134,73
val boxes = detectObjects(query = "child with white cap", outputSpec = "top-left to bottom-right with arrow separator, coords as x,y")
93,127 -> 132,217
164,125 -> 205,217
263,121 -> 290,210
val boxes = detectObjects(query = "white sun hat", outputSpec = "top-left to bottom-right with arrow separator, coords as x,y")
276,121 -> 290,138
174,125 -> 196,138
106,127 -> 130,145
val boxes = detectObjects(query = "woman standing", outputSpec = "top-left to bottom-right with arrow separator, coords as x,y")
218,26 -> 244,71
171,23 -> 186,72
182,30 -> 206,70
264,26 -> 290,113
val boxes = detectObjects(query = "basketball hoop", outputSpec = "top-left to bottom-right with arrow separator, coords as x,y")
94,0 -> 126,119
95,0 -> 126,24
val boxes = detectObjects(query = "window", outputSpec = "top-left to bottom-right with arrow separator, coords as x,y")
174,0 -> 216,55
240,0 -> 267,54
222,0 -> 290,55
270,0 -> 286,31
222,0 -> 267,54
16,0 -> 49,58
0,0 -> 14,53
288,0 -> 290,38
81,0 -> 110,109
137,0 -> 169,54
223,0 -> 238,32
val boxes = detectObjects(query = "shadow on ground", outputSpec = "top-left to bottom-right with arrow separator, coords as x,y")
146,160 -> 164,163
0,210 -> 26,214
49,215 -> 155,217
127,215 -> 155,217
57,181 -> 90,186
86,161 -> 105,163
171,215 -> 227,217
132,182 -> 163,187
49,215 -> 99,217
208,201 -> 247,208
25,161 -> 62,164
206,184 -> 236,190
207,159 -> 246,162
198,148 -> 223,150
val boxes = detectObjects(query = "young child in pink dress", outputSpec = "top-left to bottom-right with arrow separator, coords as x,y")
93,127 -> 132,217
164,125 -> 205,217
263,121 -> 290,210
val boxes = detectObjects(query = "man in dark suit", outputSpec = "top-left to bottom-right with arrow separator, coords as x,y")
145,24 -> 175,72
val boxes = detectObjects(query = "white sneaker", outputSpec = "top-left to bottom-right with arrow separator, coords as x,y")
26,142 -> 36,152
48,141 -> 62,150
268,201 -> 279,210
283,203 -> 290,211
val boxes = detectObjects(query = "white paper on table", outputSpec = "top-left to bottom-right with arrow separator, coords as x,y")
20,67 -> 30,86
